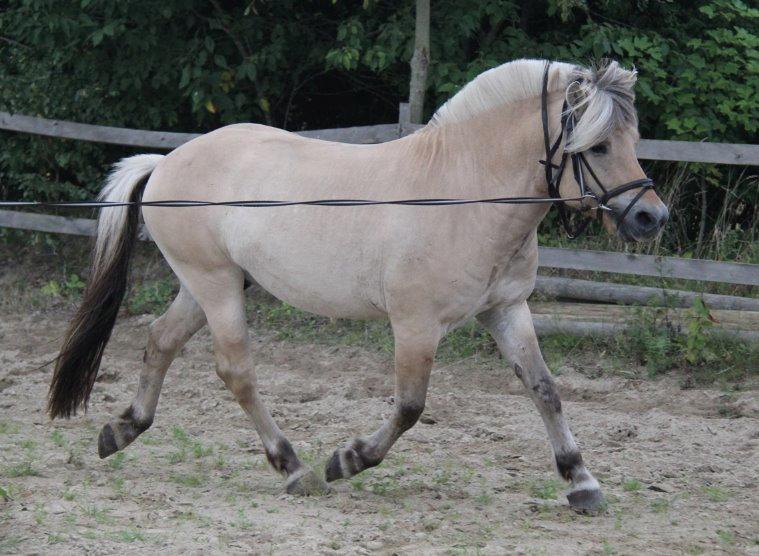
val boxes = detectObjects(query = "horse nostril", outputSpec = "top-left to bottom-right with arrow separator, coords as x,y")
634,210 -> 655,230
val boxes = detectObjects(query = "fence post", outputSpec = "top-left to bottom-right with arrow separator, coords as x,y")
408,0 -> 430,124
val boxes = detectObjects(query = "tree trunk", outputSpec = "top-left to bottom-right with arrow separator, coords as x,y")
408,0 -> 430,124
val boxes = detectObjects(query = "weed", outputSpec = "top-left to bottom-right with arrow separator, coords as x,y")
650,498 -> 669,513
170,473 -> 205,487
110,477 -> 126,497
716,529 -> 734,545
703,486 -> 729,502
0,536 -> 23,552
193,443 -> 213,458
117,529 -> 145,542
172,426 -> 191,445
0,421 -> 20,435
107,452 -> 126,470
50,430 -> 66,448
474,492 -> 493,506
84,505 -> 113,525
19,439 -> 36,451
41,274 -> 85,298
622,479 -> 643,492
0,485 -> 9,501
5,461 -> 40,477
233,508 -> 252,530
166,449 -> 187,464
127,278 -> 176,314
47,533 -> 66,544
34,505 -> 47,525
529,479 -> 562,500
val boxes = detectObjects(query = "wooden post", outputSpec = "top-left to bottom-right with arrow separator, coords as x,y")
408,0 -> 430,124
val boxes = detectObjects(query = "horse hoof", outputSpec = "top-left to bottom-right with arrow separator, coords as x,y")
567,488 -> 606,514
285,467 -> 330,496
324,450 -> 344,482
97,423 -> 119,459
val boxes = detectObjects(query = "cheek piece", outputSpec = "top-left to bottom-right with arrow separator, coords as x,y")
539,61 -> 655,239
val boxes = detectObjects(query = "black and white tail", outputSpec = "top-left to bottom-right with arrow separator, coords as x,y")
48,154 -> 163,419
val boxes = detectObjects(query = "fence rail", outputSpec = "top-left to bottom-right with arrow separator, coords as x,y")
2,110 -> 758,165
2,208 -> 757,287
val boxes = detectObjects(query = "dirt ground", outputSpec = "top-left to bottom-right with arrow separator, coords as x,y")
1,306 -> 757,555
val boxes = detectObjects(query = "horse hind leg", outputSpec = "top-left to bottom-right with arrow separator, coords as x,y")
178,266 -> 328,495
98,286 -> 206,458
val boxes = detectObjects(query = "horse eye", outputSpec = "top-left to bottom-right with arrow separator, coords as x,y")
590,144 -> 608,155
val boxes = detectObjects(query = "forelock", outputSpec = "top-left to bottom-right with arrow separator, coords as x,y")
563,60 -> 638,152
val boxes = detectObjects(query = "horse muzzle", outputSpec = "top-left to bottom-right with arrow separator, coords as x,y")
615,202 -> 669,241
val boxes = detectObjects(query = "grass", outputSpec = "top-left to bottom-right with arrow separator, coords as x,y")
622,479 -> 643,492
0,421 -> 20,435
116,529 -> 146,543
4,461 -> 41,478
107,452 -> 126,470
528,478 -> 563,500
170,473 -> 206,487
702,486 -> 730,502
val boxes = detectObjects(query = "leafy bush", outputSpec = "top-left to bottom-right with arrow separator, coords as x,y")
0,0 -> 756,257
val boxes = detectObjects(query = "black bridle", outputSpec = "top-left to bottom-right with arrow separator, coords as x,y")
539,62 -> 654,238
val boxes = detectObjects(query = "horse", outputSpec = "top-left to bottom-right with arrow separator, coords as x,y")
48,58 -> 668,512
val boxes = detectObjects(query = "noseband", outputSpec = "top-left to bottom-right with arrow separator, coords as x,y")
539,62 -> 655,238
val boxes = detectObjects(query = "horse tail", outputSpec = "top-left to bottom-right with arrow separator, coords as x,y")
48,154 -> 163,419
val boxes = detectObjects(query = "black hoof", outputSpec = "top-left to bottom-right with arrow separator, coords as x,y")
97,424 -> 119,459
324,451 -> 343,482
567,488 -> 606,514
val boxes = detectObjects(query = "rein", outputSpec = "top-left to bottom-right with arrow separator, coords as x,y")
539,61 -> 654,238
0,62 -> 653,239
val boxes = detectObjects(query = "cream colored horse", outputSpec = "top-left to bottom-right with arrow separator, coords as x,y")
49,59 -> 668,511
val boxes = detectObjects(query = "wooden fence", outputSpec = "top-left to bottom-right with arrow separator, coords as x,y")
3,109 -> 759,165
1,106 -> 757,339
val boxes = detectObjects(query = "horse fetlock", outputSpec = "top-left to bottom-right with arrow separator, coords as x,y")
264,438 -> 301,476
555,450 -> 584,481
97,408 -> 152,459
397,403 -> 425,432
324,439 -> 381,482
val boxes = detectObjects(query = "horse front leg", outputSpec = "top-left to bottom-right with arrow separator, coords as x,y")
325,320 -> 441,482
478,301 -> 605,512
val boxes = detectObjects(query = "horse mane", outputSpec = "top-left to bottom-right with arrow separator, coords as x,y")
428,58 -> 638,153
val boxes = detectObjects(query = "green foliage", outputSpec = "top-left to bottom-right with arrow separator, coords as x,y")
40,273 -> 86,298
0,1 -> 755,270
618,298 -> 757,381
127,278 -> 176,314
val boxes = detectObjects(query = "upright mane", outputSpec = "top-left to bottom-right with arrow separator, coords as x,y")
429,58 -> 638,153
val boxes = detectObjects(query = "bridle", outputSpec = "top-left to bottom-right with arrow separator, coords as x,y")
539,61 -> 655,238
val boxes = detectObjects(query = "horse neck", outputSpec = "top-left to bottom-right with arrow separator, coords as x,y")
413,95 -> 561,201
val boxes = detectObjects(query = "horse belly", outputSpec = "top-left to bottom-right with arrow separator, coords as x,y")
229,213 -> 387,320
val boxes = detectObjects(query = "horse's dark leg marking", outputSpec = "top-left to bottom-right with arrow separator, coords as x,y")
265,438 -> 300,476
98,407 -> 154,458
555,450 -> 583,481
478,302 -> 604,513
325,329 -> 437,483
532,375 -> 562,413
